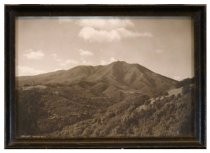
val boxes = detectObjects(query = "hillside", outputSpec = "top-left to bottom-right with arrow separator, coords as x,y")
50,86 -> 194,137
16,61 -> 194,137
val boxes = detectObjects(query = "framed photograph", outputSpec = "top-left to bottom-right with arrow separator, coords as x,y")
5,5 -> 206,148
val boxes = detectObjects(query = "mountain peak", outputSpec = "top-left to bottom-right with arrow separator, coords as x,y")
110,60 -> 128,65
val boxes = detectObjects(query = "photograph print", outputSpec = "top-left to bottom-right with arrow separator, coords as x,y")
15,16 -> 195,138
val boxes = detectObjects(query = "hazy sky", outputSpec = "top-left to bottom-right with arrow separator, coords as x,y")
16,17 -> 194,80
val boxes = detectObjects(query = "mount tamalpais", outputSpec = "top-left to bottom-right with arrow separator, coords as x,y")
17,61 -> 178,97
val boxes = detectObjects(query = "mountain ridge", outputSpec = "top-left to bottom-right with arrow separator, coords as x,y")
17,61 -> 178,97
17,61 -> 177,82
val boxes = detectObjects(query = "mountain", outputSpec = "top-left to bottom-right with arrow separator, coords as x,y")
17,61 -> 177,97
16,61 -> 194,137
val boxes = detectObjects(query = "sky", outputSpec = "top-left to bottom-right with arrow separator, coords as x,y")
15,17 -> 194,80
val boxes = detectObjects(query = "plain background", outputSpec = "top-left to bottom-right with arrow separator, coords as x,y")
0,0 -> 208,152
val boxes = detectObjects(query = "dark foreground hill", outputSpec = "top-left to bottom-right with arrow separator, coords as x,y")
16,61 -> 195,137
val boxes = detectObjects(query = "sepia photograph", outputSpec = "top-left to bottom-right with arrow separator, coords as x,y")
5,4 -> 206,149
15,16 -> 195,138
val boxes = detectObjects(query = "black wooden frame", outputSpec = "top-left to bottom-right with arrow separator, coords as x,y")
5,4 -> 206,149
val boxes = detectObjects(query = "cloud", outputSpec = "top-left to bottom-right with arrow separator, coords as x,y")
24,49 -> 45,60
51,53 -> 61,62
17,66 -> 44,76
60,59 -> 79,67
155,49 -> 164,54
117,28 -> 153,38
51,53 -> 58,58
78,19 -> 153,42
79,27 -> 121,42
51,53 -> 81,68
78,27 -> 153,42
173,76 -> 181,81
78,19 -> 134,30
79,49 -> 94,65
79,49 -> 94,56
100,57 -> 117,65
